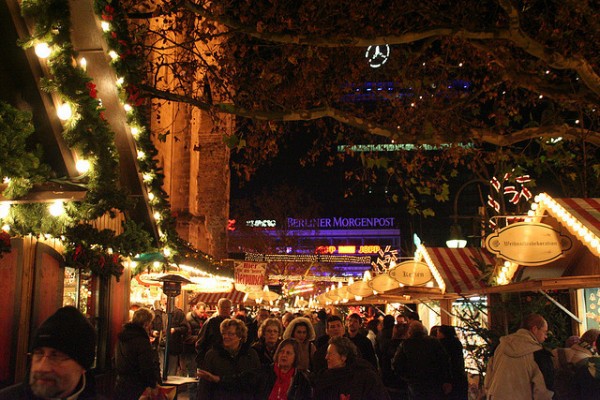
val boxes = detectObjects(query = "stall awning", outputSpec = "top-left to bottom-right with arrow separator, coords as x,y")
422,247 -> 495,294
554,198 -> 600,239
192,289 -> 247,305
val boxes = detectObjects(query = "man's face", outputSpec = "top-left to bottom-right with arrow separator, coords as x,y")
346,317 -> 361,335
532,321 -> 549,343
194,304 -> 205,316
257,310 -> 270,323
29,347 -> 85,399
326,320 -> 345,338
218,301 -> 232,317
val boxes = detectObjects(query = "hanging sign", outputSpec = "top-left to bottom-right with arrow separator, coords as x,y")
234,261 -> 267,293
389,260 -> 433,286
485,222 -> 572,266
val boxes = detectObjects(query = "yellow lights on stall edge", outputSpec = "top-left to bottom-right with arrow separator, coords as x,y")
415,244 -> 446,292
533,193 -> 600,257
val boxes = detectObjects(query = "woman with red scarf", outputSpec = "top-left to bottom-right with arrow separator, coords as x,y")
258,338 -> 312,400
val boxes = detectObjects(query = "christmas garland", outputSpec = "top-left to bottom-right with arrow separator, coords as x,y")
4,0 -> 225,279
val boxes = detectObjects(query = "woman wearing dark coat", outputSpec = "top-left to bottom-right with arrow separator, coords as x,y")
114,308 -> 161,400
437,325 -> 468,400
258,338 -> 312,400
312,336 -> 391,400
196,318 -> 261,400
252,317 -> 283,367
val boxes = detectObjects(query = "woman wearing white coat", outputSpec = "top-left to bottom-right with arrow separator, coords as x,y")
283,317 -> 316,371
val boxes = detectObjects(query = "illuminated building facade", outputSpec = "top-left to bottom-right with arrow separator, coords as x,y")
229,216 -> 401,276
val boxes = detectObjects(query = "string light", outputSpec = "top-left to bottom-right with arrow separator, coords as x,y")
48,201 -> 65,217
532,193 -> 600,257
34,43 -> 51,58
0,203 -> 10,219
75,159 -> 91,174
56,103 -> 73,120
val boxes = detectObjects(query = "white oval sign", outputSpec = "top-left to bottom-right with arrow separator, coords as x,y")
485,222 -> 572,266
389,261 -> 432,286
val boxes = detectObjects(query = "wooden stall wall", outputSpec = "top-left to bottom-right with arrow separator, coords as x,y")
0,239 -> 23,388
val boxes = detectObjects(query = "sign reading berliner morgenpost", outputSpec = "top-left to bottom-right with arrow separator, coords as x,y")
485,222 -> 572,266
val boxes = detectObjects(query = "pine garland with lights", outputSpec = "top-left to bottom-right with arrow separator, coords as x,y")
0,101 -> 50,198
3,0 -> 226,279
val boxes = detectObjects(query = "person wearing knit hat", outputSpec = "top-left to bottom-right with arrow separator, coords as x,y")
0,306 -> 99,400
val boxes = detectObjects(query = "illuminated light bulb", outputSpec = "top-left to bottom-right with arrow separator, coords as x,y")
130,127 -> 140,137
116,77 -> 125,86
153,211 -> 161,220
539,95 -> 544,99
109,50 -> 119,60
459,62 -> 463,67
584,233 -> 592,243
34,43 -> 52,58
531,203 -> 538,211
129,261 -> 137,269
527,210 -> 535,217
163,247 -> 171,257
123,103 -> 133,112
57,103 -> 72,120
79,57 -> 87,71
0,203 -> 10,219
153,261 -> 161,268
137,150 -> 145,159
143,173 -> 153,182
148,192 -> 155,201
1,224 -> 10,232
504,260 -> 511,268
3,177 -> 10,184
48,201 -> 65,217
75,159 -> 90,174
101,21 -> 111,31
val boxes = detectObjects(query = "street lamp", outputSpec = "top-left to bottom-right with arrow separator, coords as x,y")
446,224 -> 467,248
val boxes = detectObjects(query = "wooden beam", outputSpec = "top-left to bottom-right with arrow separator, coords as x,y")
0,182 -> 87,203
471,275 -> 600,294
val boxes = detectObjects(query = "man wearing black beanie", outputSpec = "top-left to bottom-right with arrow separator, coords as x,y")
0,306 -> 100,400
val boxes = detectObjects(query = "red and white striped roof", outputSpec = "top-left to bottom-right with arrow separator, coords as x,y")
193,289 -> 247,305
421,247 -> 495,294
554,198 -> 600,240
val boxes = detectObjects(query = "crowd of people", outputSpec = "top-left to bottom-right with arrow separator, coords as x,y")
2,304 -> 600,400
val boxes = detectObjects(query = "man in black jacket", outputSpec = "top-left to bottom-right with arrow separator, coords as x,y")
345,313 -> 379,370
195,298 -> 232,365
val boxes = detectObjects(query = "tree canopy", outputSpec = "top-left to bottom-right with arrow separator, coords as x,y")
121,0 -> 599,213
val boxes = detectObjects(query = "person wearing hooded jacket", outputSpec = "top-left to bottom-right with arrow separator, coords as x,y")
484,314 -> 553,400
114,307 -> 161,400
283,317 -> 316,371
312,336 -> 390,400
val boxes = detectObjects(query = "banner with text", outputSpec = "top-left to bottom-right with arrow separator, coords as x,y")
234,261 -> 267,293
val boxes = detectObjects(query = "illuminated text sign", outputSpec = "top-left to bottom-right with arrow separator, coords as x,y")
287,217 -> 395,229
